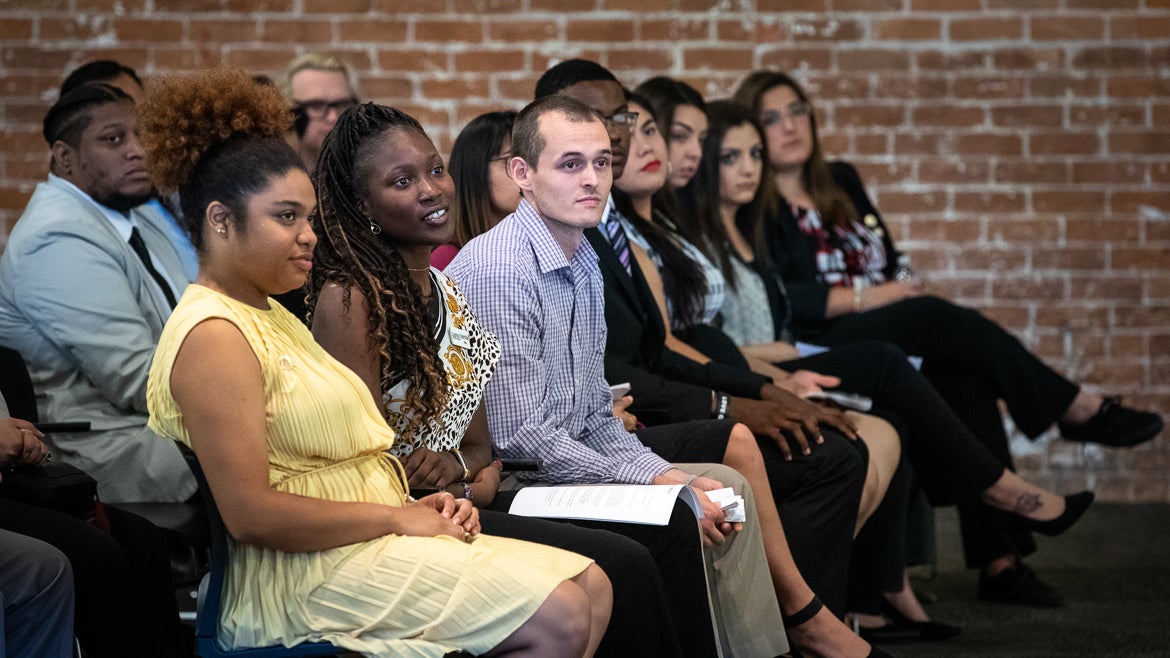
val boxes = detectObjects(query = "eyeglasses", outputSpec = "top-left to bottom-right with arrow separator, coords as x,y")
293,97 -> 359,120
759,102 -> 813,127
599,111 -> 639,132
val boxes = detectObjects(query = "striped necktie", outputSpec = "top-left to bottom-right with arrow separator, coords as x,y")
605,209 -> 632,275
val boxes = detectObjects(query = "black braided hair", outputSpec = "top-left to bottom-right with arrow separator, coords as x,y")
307,102 -> 450,436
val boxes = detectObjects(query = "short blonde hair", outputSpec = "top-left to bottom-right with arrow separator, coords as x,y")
275,51 -> 361,104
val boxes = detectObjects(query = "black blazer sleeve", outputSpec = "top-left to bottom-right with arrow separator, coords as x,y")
765,161 -> 902,335
829,161 -> 901,281
763,199 -> 833,331
585,228 -> 768,425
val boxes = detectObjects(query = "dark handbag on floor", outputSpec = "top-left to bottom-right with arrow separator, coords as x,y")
0,461 -> 98,518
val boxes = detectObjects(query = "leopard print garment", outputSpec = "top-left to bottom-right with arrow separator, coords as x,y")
384,268 -> 502,457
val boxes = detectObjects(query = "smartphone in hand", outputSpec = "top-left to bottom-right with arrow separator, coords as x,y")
609,382 -> 631,401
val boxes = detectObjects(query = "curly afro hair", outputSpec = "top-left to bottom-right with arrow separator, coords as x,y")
139,67 -> 292,194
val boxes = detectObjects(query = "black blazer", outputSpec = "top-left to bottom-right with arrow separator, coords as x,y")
585,224 -> 768,425
763,161 -> 901,338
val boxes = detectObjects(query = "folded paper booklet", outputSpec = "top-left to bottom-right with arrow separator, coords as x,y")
509,484 -> 745,525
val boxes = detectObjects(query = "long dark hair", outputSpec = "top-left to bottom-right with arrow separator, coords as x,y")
614,92 -> 708,328
733,70 -> 858,228
307,103 -> 449,436
635,76 -> 706,144
634,77 -> 707,223
449,110 -> 516,247
676,101 -> 772,290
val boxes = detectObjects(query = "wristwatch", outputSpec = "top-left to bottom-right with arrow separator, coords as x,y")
450,448 -> 471,482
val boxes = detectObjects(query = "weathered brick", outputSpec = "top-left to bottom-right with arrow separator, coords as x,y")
1072,47 -> 1148,69
1069,104 -> 1146,128
1109,131 -> 1170,155
995,160 -> 1070,185
414,19 -> 483,44
261,19 -> 334,44
566,20 -> 635,42
950,17 -> 1024,41
337,18 -> 408,43
639,19 -> 708,42
758,47 -> 833,72
987,218 -> 1060,242
487,19 -> 559,43
1066,218 -> 1141,242
912,105 -> 984,127
1111,16 -> 1170,40
1110,75 -> 1170,99
189,19 -> 262,43
1034,190 -> 1106,213
1031,132 -> 1101,155
838,49 -> 912,71
954,191 -> 1027,213
715,18 -> 787,44
873,18 -> 940,41
1032,16 -> 1104,40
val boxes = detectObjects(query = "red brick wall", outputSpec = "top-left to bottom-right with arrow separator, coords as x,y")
2,2 -> 1167,500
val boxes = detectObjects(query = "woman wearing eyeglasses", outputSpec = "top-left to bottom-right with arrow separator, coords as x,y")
734,70 -> 1162,607
431,111 -> 521,271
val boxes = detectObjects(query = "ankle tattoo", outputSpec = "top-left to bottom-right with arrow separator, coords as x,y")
1014,493 -> 1042,514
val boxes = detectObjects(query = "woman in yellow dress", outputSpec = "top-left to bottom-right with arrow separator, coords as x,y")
140,68 -> 610,658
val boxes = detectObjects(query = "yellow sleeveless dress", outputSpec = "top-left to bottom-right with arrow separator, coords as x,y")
147,285 -> 591,657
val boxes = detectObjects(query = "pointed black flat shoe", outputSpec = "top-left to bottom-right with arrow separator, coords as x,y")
879,601 -> 961,641
986,490 -> 1094,537
978,562 -> 1063,607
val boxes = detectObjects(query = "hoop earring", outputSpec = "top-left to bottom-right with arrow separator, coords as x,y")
369,220 -> 381,235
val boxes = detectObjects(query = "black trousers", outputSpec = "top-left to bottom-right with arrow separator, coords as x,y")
809,296 -> 1080,566
781,341 -> 1007,504
636,419 -> 866,617
477,505 -> 683,658
0,498 -> 184,658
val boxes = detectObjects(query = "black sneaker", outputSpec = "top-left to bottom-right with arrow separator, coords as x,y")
978,562 -> 1063,608
1060,396 -> 1163,448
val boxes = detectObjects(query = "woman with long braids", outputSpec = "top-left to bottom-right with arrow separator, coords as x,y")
307,102 -> 685,658
141,68 -> 610,658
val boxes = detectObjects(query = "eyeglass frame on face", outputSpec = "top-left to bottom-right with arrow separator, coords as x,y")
759,101 -> 813,127
598,110 -> 639,132
292,96 -> 359,120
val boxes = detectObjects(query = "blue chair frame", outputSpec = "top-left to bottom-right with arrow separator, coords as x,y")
180,445 -> 340,657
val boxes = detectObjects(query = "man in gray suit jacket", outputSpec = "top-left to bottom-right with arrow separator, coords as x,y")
0,83 -> 195,502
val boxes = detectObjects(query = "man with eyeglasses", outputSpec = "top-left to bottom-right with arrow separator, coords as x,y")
276,51 -> 361,174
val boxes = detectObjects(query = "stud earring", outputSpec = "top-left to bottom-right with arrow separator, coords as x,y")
215,226 -> 227,236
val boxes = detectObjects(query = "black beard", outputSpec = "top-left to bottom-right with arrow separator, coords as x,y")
94,191 -> 153,213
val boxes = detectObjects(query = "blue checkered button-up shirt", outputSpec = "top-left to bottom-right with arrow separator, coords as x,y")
447,199 -> 674,484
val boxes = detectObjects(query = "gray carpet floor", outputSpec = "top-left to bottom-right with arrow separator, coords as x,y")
887,503 -> 1170,657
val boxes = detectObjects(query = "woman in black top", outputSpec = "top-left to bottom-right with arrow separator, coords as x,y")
734,69 -> 1162,605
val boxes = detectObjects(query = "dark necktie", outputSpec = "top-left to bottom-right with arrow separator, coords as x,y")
605,209 -> 632,275
128,227 -> 177,308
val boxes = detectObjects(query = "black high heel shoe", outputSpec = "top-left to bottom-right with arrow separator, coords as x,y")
784,596 -> 893,657
986,491 -> 1095,537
